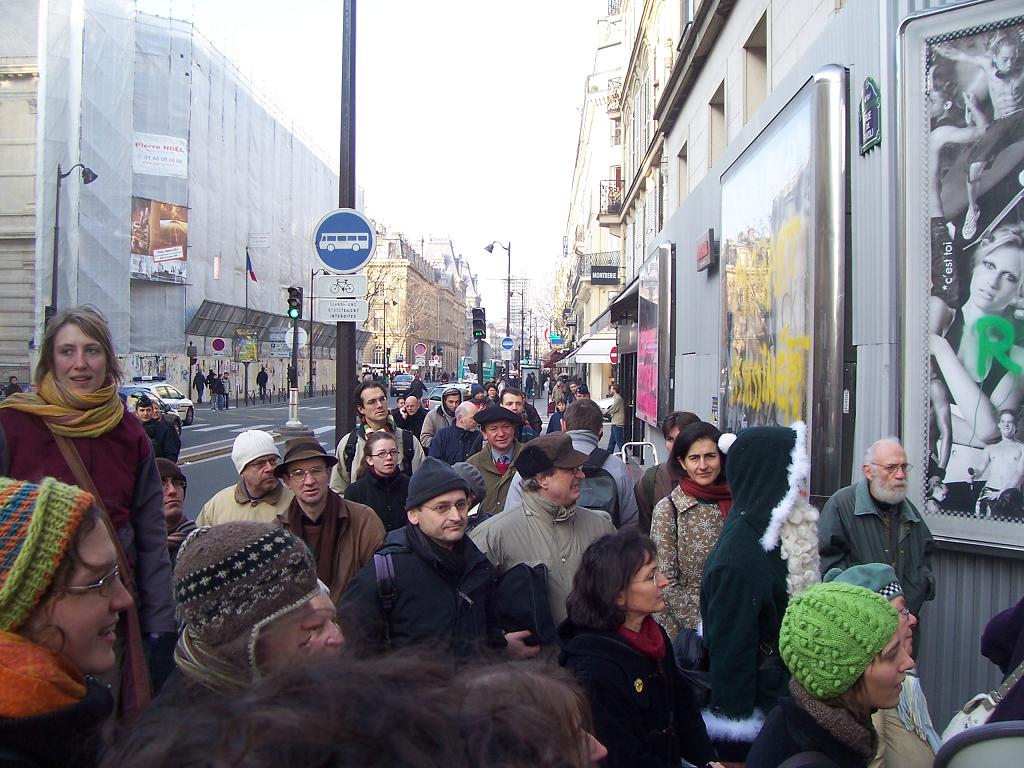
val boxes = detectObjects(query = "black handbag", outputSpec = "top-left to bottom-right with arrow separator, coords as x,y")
495,562 -> 558,646
673,628 -> 711,708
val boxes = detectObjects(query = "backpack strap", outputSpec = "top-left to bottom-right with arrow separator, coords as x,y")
374,552 -> 397,614
400,429 -> 414,475
343,429 -> 360,476
584,447 -> 610,469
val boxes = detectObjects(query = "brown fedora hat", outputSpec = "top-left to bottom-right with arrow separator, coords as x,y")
274,436 -> 339,477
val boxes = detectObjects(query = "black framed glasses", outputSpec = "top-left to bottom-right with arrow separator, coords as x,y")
66,565 -> 122,598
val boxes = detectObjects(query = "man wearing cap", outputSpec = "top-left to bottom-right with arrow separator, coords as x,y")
420,386 -> 463,448
330,381 -> 425,495
429,401 -> 484,465
136,394 -> 179,462
277,437 -> 385,601
574,384 -> 591,400
339,457 -> 537,659
156,457 -> 195,566
466,406 -> 525,515
197,430 -> 294,526
503,398 -> 639,528
823,564 -> 939,767
470,433 -> 615,631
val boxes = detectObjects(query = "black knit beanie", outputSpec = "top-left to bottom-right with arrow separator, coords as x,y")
406,457 -> 470,510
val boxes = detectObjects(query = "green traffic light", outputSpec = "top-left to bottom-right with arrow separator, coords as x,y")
288,308 -> 300,319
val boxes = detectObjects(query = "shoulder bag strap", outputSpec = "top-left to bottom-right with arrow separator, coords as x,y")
48,430 -> 153,718
994,655 -> 1024,702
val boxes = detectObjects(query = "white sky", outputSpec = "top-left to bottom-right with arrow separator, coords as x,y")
137,0 -> 610,328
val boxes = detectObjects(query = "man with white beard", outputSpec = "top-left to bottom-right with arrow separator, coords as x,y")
818,438 -> 936,619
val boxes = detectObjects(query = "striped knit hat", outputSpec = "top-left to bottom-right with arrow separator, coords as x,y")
0,477 -> 94,632
173,522 -> 320,675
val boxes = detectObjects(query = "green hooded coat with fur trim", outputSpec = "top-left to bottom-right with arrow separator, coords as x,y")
699,425 -> 800,761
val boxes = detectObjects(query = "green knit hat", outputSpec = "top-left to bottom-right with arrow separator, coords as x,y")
779,582 -> 899,700
0,476 -> 94,632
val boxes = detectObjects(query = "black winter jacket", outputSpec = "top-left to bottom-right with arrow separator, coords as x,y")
338,525 -> 506,658
0,678 -> 112,768
558,619 -> 717,768
344,470 -> 410,532
428,425 -> 483,466
390,407 -> 427,439
143,418 -> 179,462
746,697 -> 869,768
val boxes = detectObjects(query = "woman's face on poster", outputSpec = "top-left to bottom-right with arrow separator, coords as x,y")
970,242 -> 1024,313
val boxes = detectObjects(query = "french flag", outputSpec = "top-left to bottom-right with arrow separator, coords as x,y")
245,249 -> 258,282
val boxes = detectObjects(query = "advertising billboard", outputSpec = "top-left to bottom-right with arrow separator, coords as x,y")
636,251 -> 660,426
132,133 -> 188,178
901,0 -> 1024,548
130,197 -> 189,283
719,67 -> 847,496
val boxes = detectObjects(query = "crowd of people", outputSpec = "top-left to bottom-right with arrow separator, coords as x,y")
0,305 -> 1022,768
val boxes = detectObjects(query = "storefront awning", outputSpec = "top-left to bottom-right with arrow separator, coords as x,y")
569,337 -> 616,365
543,347 -> 572,368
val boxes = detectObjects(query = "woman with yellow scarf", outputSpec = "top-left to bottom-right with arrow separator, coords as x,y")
0,307 -> 174,716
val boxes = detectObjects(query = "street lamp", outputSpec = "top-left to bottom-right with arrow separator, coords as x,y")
49,162 -> 98,322
483,240 -> 511,337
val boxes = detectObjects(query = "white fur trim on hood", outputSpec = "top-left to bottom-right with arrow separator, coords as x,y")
701,708 -> 766,742
759,421 -> 809,553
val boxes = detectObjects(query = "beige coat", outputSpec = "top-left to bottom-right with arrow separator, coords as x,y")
470,489 -> 615,624
196,480 -> 294,527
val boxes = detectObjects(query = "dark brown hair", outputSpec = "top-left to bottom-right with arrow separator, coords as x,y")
353,380 -> 387,414
36,305 -> 123,386
456,661 -> 597,768
661,410 -> 700,440
500,387 -> 525,403
563,398 -> 603,434
566,529 -> 658,631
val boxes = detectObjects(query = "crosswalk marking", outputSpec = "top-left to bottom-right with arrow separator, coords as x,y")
312,425 -> 334,435
232,424 -> 274,432
192,423 -> 242,433
303,406 -> 334,411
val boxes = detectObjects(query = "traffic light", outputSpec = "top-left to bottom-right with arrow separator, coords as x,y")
472,308 -> 486,339
287,287 -> 303,319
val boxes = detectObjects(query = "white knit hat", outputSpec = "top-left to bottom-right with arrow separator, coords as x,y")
231,430 -> 280,474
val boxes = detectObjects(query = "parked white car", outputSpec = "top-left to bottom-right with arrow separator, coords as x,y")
130,377 -> 195,425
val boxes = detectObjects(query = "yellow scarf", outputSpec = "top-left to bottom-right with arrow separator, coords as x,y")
0,372 -> 124,438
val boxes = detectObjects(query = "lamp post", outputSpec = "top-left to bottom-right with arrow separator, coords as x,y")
49,162 -> 98,322
483,241 -> 512,337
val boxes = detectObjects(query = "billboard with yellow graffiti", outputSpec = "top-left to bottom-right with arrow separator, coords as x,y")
718,69 -> 848,497
901,0 -> 1024,547
719,86 -> 814,430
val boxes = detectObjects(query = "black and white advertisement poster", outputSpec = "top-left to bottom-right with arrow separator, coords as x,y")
902,0 -> 1024,548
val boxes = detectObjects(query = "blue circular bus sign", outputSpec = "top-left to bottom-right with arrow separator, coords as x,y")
312,208 -> 376,273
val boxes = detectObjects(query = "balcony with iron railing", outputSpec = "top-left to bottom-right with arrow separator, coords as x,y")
600,179 -> 623,217
568,250 -> 622,296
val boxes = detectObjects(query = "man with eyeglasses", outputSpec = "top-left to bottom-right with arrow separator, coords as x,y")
197,430 -> 294,526
330,381 -> 425,495
276,437 -> 384,601
819,437 -> 936,623
470,433 -> 616,639
156,457 -> 195,566
339,457 -> 538,659
428,401 -> 484,465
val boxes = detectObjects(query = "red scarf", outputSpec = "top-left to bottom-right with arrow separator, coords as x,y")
617,616 -> 666,659
678,477 -> 733,519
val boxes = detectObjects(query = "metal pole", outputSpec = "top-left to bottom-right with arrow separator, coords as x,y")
335,0 -> 358,444
505,242 -> 511,337
476,339 -> 484,389
308,268 -> 315,397
520,291 -> 525,367
49,164 -> 63,319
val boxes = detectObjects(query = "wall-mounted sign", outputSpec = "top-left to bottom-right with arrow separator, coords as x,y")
591,265 -> 619,285
858,77 -> 881,155
133,133 -> 188,178
696,229 -> 719,272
